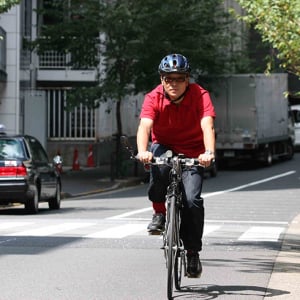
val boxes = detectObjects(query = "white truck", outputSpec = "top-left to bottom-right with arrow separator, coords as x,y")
212,74 -> 294,166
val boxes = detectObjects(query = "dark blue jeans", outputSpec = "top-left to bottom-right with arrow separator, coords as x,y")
148,144 -> 205,251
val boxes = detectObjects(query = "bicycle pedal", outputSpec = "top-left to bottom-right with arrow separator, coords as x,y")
148,230 -> 163,236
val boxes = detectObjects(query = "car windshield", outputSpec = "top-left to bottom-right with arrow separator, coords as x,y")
0,139 -> 25,159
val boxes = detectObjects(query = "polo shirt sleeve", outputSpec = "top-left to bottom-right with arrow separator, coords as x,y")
202,90 -> 216,118
197,87 -> 216,118
140,93 -> 157,120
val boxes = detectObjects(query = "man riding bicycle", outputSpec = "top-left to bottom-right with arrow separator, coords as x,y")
136,53 -> 216,278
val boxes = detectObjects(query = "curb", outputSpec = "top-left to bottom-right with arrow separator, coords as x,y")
61,177 -> 144,199
265,214 -> 300,299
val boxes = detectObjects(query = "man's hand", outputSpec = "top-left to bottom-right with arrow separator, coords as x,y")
198,150 -> 215,168
137,151 -> 153,164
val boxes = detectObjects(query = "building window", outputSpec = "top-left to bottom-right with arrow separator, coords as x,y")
46,89 -> 96,140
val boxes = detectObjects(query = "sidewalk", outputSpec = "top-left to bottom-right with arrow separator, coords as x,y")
60,166 -> 300,299
265,214 -> 300,299
60,165 -> 145,198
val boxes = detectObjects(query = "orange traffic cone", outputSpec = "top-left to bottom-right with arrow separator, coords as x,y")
72,148 -> 80,171
87,144 -> 95,167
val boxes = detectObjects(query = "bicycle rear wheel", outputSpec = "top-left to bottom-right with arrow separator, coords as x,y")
167,194 -> 176,300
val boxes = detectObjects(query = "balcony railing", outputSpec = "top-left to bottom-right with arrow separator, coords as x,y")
39,50 -> 71,69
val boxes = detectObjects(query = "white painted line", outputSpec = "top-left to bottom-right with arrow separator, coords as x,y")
108,207 -> 152,220
206,220 -> 288,225
6,222 -> 96,237
203,225 -> 221,236
84,223 -> 146,239
108,171 -> 296,221
0,222 -> 34,230
238,226 -> 285,242
202,171 -> 296,199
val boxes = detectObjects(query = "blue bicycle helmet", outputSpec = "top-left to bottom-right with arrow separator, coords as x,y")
158,54 -> 191,74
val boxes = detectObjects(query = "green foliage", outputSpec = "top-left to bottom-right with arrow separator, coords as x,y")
34,0 -> 101,69
33,0 -> 242,110
234,0 -> 300,76
0,0 -> 21,14
32,0 -> 247,177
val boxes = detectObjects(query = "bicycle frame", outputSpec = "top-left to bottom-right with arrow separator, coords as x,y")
163,155 -> 187,299
144,153 -> 200,300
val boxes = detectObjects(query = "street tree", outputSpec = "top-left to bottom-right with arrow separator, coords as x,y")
234,0 -> 300,77
33,0 -> 242,176
0,0 -> 21,13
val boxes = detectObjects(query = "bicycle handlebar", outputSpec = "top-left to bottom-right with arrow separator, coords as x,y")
135,151 -> 205,168
120,135 -> 206,168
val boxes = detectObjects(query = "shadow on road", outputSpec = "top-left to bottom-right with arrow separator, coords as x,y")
174,284 -> 289,299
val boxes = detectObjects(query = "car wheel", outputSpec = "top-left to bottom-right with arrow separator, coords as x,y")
25,185 -> 39,214
48,181 -> 61,210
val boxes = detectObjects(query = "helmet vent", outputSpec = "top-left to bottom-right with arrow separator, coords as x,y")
158,53 -> 190,74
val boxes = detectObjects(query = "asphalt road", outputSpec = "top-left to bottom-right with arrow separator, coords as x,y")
0,154 -> 299,300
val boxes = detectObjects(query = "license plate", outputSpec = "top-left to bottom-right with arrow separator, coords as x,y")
224,151 -> 235,157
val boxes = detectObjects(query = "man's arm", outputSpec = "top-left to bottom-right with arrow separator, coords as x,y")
136,117 -> 153,163
199,116 -> 215,166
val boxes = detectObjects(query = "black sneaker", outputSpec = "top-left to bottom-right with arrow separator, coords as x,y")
186,251 -> 202,278
147,213 -> 165,233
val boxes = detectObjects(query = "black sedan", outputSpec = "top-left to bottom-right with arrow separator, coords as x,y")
0,134 -> 61,214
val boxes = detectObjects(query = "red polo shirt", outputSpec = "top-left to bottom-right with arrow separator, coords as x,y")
140,83 -> 216,158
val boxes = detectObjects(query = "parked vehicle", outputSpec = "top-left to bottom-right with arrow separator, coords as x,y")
291,104 -> 300,149
0,133 -> 61,213
212,74 -> 294,166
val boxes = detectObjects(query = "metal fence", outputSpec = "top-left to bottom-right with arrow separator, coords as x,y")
46,89 -> 96,140
39,51 -> 71,69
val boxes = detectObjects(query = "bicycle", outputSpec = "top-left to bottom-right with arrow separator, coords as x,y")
157,152 -> 201,299
121,136 -> 202,300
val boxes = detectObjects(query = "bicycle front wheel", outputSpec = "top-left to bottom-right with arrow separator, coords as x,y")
167,194 -> 176,300
174,248 -> 185,291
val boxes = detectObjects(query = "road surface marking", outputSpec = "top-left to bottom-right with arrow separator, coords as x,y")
108,171 -> 296,220
0,221 -> 34,230
202,171 -> 296,198
0,220 -> 286,242
238,226 -> 285,242
108,207 -> 152,220
203,225 -> 222,236
5,222 -> 96,236
84,223 -> 146,239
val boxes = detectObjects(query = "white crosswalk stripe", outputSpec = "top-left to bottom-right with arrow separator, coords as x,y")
0,221 -> 34,229
5,222 -> 96,237
85,223 -> 146,239
238,226 -> 285,242
0,220 -> 286,242
203,225 -> 222,235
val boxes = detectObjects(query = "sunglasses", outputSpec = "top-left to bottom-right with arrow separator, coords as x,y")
163,76 -> 187,83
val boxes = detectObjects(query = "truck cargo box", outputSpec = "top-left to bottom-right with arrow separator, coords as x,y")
211,74 -> 294,165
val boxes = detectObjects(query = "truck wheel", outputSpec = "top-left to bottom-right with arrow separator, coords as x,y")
285,140 -> 294,160
264,148 -> 273,166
